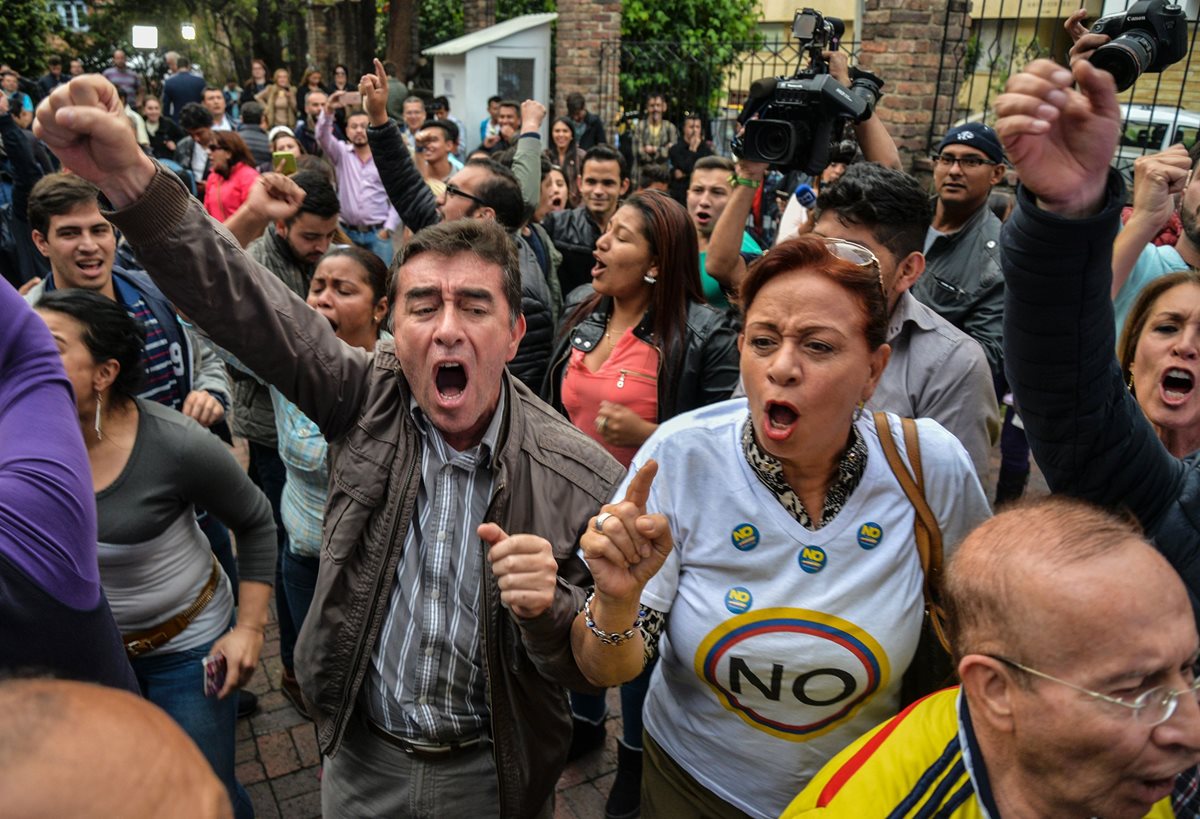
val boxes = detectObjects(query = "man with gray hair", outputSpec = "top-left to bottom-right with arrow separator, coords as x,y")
785,496 -> 1200,817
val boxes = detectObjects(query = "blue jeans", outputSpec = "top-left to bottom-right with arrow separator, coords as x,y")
248,441 -> 296,672
570,659 -> 657,749
282,548 -> 320,636
131,638 -> 254,819
344,227 -> 394,265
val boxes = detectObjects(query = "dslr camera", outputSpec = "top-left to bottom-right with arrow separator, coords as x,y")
732,8 -> 883,174
1088,0 -> 1187,92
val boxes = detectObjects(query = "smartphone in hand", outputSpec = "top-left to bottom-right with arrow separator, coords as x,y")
342,91 -> 363,106
272,151 -> 297,175
202,652 -> 227,697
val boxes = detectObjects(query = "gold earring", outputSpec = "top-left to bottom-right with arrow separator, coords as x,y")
94,392 -> 103,441
853,400 -> 865,422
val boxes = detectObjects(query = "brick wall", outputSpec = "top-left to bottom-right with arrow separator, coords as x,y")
858,0 -> 969,174
464,0 -> 497,34
554,0 -> 622,125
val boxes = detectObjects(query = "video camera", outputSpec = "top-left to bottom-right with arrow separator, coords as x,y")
732,8 -> 883,174
1088,0 -> 1187,93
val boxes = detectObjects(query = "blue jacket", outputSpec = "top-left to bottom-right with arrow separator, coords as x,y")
162,72 -> 206,122
1003,173 -> 1200,615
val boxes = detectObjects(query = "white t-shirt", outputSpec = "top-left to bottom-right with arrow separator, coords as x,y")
623,399 -> 990,818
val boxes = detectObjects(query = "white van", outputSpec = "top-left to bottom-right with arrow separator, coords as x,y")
1114,103 -> 1200,183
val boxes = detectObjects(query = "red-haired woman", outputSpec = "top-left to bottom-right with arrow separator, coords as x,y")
571,235 -> 990,818
542,189 -> 740,817
203,131 -> 260,222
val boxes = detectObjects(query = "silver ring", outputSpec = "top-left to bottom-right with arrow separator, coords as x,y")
593,511 -> 614,534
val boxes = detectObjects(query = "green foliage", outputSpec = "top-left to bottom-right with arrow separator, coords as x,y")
619,0 -> 763,117
419,0 -> 464,47
414,0 -> 554,48
963,34 -> 981,77
2,0 -> 63,75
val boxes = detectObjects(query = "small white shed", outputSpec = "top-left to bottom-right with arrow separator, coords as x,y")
423,12 -> 557,149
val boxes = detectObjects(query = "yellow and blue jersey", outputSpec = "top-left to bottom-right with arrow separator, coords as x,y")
783,687 -> 1192,818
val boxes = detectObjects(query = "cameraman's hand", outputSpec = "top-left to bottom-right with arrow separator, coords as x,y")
994,58 -> 1120,218
734,158 -> 769,183
822,51 -> 851,86
1065,7 -> 1110,65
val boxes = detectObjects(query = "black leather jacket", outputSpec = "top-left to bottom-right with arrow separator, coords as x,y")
542,286 -> 741,423
541,206 -> 604,296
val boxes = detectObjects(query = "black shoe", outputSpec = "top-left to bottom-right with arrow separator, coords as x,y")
567,716 -> 607,762
994,467 -> 1030,507
237,690 -> 259,719
605,741 -> 643,819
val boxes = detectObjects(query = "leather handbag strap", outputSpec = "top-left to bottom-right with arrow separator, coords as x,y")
873,412 -> 951,653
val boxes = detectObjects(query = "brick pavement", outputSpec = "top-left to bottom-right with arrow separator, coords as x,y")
237,447 -> 1046,817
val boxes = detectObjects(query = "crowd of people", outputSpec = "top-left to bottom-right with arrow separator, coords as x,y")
5,15 -> 1200,818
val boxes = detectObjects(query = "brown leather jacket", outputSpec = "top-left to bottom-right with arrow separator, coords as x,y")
110,166 -> 626,818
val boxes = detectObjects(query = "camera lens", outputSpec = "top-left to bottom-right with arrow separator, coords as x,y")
745,120 -> 799,164
1090,30 -> 1157,92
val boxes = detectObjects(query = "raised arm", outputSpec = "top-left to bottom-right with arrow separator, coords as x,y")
360,59 -> 438,232
996,59 -> 1183,528
34,76 -> 372,442
0,279 -> 101,609
1111,146 -> 1191,299
512,100 -> 547,214
704,157 -> 766,292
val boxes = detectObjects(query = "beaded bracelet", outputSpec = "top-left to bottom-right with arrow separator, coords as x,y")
583,590 -> 648,645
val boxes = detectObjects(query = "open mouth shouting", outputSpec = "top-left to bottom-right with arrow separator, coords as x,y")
692,207 -> 713,230
435,361 -> 469,404
763,400 -> 800,441
591,251 -> 608,279
1161,367 -> 1196,405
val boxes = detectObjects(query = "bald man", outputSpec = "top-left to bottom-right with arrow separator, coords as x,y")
0,678 -> 231,818
784,497 -> 1200,819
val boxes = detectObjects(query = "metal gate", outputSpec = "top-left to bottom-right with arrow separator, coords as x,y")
931,0 -> 1200,178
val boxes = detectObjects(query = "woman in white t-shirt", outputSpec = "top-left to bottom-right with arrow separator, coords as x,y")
570,235 -> 990,819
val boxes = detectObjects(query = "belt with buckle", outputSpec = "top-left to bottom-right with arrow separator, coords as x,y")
122,555 -> 221,658
364,716 -> 486,758
342,221 -> 385,233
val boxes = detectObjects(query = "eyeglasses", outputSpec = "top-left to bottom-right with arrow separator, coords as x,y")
823,237 -> 885,294
989,655 -> 1200,726
445,183 -> 487,207
931,153 -> 999,169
